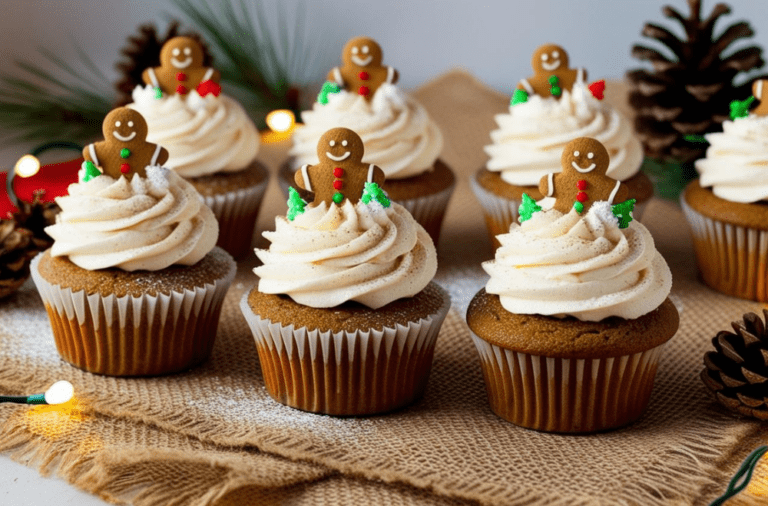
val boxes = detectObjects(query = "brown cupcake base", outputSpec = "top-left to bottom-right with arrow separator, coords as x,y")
240,282 -> 451,416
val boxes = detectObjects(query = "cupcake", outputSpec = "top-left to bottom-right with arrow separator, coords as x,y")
128,36 -> 268,259
471,44 -> 653,249
681,81 -> 768,302
466,137 -> 678,432
241,127 -> 450,416
279,36 -> 454,244
30,108 -> 236,376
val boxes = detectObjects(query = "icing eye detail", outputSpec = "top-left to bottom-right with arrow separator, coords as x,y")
352,47 -> 359,55
541,54 -> 548,61
342,140 -> 348,146
184,47 -> 192,55
552,51 -> 559,58
587,152 -> 594,159
127,121 -> 134,127
329,140 -> 336,147
172,48 -> 180,56
115,121 -> 122,127
362,45 -> 369,54
573,150 -> 580,157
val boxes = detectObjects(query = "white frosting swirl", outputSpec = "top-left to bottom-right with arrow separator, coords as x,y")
289,84 -> 444,179
129,86 -> 260,178
484,202 -> 672,322
695,114 -> 768,203
46,166 -> 218,271
254,200 -> 437,309
485,82 -> 643,186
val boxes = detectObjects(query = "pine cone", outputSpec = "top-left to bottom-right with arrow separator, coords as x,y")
0,219 -> 35,298
114,21 -> 213,107
627,0 -> 765,163
702,310 -> 768,420
13,189 -> 60,253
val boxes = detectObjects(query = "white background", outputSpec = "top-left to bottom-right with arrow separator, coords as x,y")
1,0 -> 767,504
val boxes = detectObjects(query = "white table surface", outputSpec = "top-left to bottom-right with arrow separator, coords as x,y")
0,455 -> 107,505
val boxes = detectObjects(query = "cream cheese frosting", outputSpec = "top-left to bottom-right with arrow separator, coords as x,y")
129,86 -> 260,178
483,202 -> 671,322
289,84 -> 443,179
485,82 -> 643,186
254,200 -> 437,309
695,114 -> 768,203
47,166 -> 218,271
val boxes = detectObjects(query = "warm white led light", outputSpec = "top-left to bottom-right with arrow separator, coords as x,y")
14,154 -> 41,178
266,110 -> 295,133
44,381 -> 74,405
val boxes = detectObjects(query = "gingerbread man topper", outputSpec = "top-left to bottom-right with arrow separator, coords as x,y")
142,36 -> 221,97
82,108 -> 169,180
327,36 -> 398,101
518,44 -> 586,98
294,127 -> 385,206
539,137 -> 627,215
752,79 -> 768,116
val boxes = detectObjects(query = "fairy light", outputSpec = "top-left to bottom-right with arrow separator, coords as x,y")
0,380 -> 74,405
5,141 -> 82,210
14,154 -> 41,178
261,109 -> 297,143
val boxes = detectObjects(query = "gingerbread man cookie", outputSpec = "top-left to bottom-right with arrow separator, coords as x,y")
294,127 -> 385,206
518,44 -> 586,98
83,108 -> 169,180
539,137 -> 627,215
142,36 -> 221,97
752,79 -> 768,116
327,36 -> 398,101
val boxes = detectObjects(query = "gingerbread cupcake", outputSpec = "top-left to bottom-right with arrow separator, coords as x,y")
471,44 -> 653,248
681,80 -> 768,302
278,36 -> 454,244
30,108 -> 236,376
128,36 -> 267,259
466,138 -> 677,432
241,127 -> 450,416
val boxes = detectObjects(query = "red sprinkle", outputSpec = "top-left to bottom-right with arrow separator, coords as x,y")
576,191 -> 588,202
359,71 -> 369,80
576,180 -> 587,190
176,72 -> 187,81
176,84 -> 188,95
120,163 -> 130,174
333,167 -> 344,178
588,80 -> 606,100
333,180 -> 343,190
358,86 -> 369,96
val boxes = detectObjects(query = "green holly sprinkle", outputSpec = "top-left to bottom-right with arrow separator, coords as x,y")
332,192 -> 344,204
511,89 -> 529,106
81,160 -> 101,183
286,187 -> 306,221
729,96 -> 755,120
154,87 -> 163,99
361,182 -> 391,208
573,201 -> 584,213
120,148 -> 131,159
611,199 -> 636,229
317,81 -> 342,105
518,193 -> 542,222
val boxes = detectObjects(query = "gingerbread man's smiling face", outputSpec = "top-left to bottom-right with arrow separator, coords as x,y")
533,44 -> 569,73
562,137 -> 609,176
102,108 -> 148,145
160,36 -> 204,71
342,36 -> 383,68
317,128 -> 365,164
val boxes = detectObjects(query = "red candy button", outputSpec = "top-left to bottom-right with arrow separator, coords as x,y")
358,71 -> 369,80
576,180 -> 587,190
576,191 -> 588,202
120,163 -> 130,174
333,180 -> 343,190
333,167 -> 344,178
176,72 -> 187,81
176,85 -> 188,95
358,86 -> 369,96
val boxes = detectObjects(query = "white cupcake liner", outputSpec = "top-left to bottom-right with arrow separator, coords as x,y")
469,331 -> 666,432
239,285 -> 451,415
201,175 -> 269,259
681,195 -> 768,302
470,170 -> 649,248
30,250 -> 236,376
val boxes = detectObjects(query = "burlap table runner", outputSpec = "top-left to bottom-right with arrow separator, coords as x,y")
1,70 -> 767,506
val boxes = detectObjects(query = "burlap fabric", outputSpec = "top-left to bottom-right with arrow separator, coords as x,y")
1,71 -> 767,506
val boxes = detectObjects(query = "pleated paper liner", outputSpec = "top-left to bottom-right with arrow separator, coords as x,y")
240,284 -> 451,416
469,169 -> 650,249
681,193 -> 768,302
470,332 -> 667,433
30,248 -> 236,377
